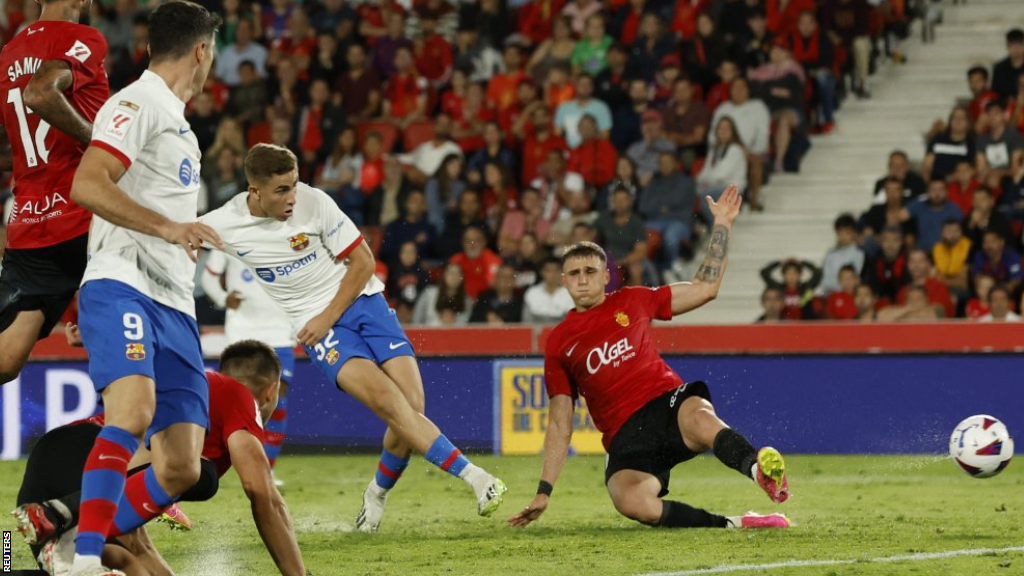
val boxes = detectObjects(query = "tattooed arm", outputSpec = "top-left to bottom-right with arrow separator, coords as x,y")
24,60 -> 93,146
669,185 -> 743,316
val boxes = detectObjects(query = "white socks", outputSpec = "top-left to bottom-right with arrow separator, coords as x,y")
458,463 -> 489,495
71,553 -> 102,571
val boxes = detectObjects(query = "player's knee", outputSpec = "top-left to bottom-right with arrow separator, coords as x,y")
612,494 -> 661,525
682,406 -> 723,453
156,458 -> 201,496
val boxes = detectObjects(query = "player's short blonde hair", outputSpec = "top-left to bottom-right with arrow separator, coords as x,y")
244,143 -> 297,186
562,241 -> 607,264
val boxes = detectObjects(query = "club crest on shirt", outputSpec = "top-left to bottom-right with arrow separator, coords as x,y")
125,343 -> 146,361
614,312 -> 630,327
326,348 -> 340,366
289,233 -> 310,252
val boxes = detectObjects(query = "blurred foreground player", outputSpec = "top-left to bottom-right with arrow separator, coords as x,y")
510,186 -> 791,530
12,336 -> 308,576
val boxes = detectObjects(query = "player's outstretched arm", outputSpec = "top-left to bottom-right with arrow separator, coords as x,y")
296,239 -> 374,347
667,185 -> 742,316
508,394 -> 575,528
24,60 -> 93,145
227,430 -> 307,576
117,526 -> 176,576
71,147 -> 224,261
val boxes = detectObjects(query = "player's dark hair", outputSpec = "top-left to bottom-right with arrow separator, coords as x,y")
1007,28 -> 1024,44
984,98 -> 1007,113
839,264 -> 857,276
834,213 -> 857,231
908,248 -> 933,264
761,286 -> 782,300
148,1 -> 221,63
245,143 -> 298,185
220,340 -> 282,391
781,260 -> 802,275
989,285 -> 1012,299
942,217 -> 962,228
889,149 -> 908,162
967,65 -> 989,80
562,241 -> 607,264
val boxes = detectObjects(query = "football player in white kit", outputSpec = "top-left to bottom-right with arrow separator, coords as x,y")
65,3 -> 224,575
202,251 -> 297,480
201,143 -> 507,532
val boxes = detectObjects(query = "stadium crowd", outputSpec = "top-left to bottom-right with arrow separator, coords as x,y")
759,27 -> 1024,324
0,0 -> 923,326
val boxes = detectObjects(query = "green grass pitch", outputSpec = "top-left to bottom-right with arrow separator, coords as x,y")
2,454 -> 1022,575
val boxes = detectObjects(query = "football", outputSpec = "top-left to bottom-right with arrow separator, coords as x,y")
949,415 -> 1014,478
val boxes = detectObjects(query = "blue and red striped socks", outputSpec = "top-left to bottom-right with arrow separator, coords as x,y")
264,391 -> 289,468
424,434 -> 470,478
109,467 -> 176,537
374,449 -> 410,490
75,426 -> 138,560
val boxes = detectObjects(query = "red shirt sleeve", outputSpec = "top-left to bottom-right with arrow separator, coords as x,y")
544,329 -> 577,399
637,286 -> 673,321
216,375 -> 266,446
47,26 -> 108,93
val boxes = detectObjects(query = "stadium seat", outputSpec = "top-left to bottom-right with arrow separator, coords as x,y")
403,120 -> 435,151
357,121 -> 399,153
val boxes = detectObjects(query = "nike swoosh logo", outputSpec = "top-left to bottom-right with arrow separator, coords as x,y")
389,342 -> 408,350
98,454 -> 128,463
566,342 -> 579,356
178,126 -> 190,135
143,503 -> 160,514
237,249 -> 253,257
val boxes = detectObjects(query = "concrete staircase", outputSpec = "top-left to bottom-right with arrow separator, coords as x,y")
681,0 -> 1024,324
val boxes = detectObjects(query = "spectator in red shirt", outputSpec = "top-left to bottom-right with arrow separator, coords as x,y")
826,265 -> 860,320
294,78 -> 345,180
569,115 -> 618,188
706,59 -> 741,113
518,0 -> 568,47
611,0 -> 649,46
481,160 -> 520,232
441,68 -> 469,119
947,160 -> 981,215
760,259 -> 824,320
965,274 -> 995,319
968,65 -> 1000,132
361,131 -> 387,195
766,0 -> 815,36
413,11 -> 454,89
670,0 -> 703,41
520,106 -> 569,184
336,43 -> 383,122
450,225 -> 503,299
488,45 -> 528,113
895,249 -> 955,318
270,7 -> 318,68
382,46 -> 428,128
503,79 -> 542,141
452,81 -> 496,152
862,226 -> 910,303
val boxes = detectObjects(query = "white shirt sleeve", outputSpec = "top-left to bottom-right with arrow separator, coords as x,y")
90,97 -> 157,168
309,184 -> 363,259
201,249 -> 229,308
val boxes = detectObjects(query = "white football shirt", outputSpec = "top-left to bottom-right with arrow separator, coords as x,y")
199,183 -> 385,334
81,70 -> 202,316
202,250 -> 296,348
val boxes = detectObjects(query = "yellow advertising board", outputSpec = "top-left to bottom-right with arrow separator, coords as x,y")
493,360 -> 604,455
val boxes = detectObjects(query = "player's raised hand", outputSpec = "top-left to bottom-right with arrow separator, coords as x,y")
226,291 -> 244,310
508,494 -> 549,528
297,312 -> 334,348
706,185 -> 742,226
162,221 -> 225,262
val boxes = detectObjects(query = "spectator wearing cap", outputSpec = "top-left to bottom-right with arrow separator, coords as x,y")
821,0 -> 872,98
572,14 -> 614,77
414,11 -> 455,89
964,187 -> 1014,250
992,28 -> 1024,100
872,150 -> 927,205
789,10 -> 836,133
336,43 -> 382,122
626,109 -> 675,185
568,115 -> 617,188
933,218 -> 972,296
555,74 -> 613,148
639,152 -> 697,278
661,77 -> 710,169
820,214 -> 865,295
967,66 -> 1000,131
595,43 -> 632,113
454,24 -> 505,83
396,114 -> 464,187
628,13 -> 674,82
488,46 -> 528,113
562,0 -> 603,36
895,249 -> 954,318
972,230 -> 1023,294
976,99 -> 1024,189
978,286 -> 1022,322
523,258 -> 575,324
651,54 -> 684,102
215,19 -> 267,87
697,116 -> 748,219
518,0 -> 568,47
923,106 -> 975,183
520,106 -> 569,184
709,77 -> 771,205
750,40 -> 805,173
610,78 -> 652,152
902,180 -> 964,252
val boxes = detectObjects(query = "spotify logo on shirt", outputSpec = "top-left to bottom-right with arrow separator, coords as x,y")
178,158 -> 200,187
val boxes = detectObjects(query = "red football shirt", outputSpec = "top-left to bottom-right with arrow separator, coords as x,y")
450,249 -> 502,299
545,286 -> 683,449
204,371 -> 266,478
0,21 -> 108,248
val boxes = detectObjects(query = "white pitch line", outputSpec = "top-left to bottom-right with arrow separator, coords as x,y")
631,545 -> 1024,576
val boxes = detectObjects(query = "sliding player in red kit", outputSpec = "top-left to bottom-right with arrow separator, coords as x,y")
510,186 -> 791,530
0,0 -> 108,384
